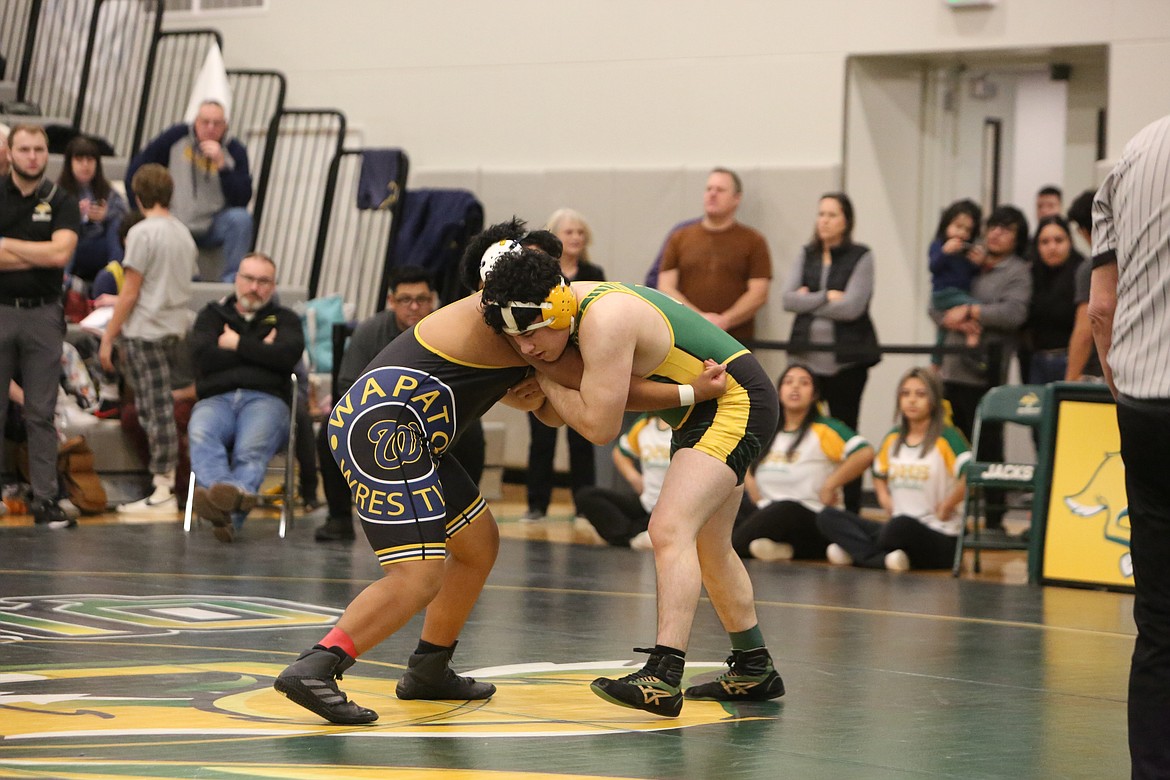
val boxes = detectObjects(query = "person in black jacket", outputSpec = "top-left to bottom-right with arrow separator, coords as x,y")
782,192 -> 879,512
187,252 -> 304,541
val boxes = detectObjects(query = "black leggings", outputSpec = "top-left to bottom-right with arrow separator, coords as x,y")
732,500 -> 827,559
575,485 -> 648,546
816,506 -> 956,570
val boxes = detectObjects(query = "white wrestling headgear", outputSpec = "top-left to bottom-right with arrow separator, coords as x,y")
496,277 -> 578,336
479,239 -> 522,283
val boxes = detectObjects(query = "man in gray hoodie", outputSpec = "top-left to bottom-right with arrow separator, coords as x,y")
127,100 -> 252,282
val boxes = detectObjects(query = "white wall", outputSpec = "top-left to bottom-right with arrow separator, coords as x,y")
1010,71 -> 1068,210
164,0 -> 1170,466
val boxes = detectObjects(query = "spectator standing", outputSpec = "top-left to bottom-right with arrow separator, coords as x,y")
523,208 -> 605,522
187,252 -> 303,541
656,168 -> 772,342
126,100 -> 253,282
1065,190 -> 1103,381
1087,113 -> 1170,779
1019,186 -> 1064,377
1024,215 -> 1083,384
0,124 -> 80,528
927,199 -> 984,366
1035,185 -> 1063,226
817,367 -> 970,571
58,135 -> 127,284
734,364 -> 873,562
782,192 -> 880,512
932,205 -> 1031,532
98,164 -> 196,514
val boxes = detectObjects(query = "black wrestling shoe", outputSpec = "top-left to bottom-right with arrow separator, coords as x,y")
274,646 -> 378,724
590,648 -> 684,717
395,642 -> 495,700
683,647 -> 785,702
314,516 -> 355,542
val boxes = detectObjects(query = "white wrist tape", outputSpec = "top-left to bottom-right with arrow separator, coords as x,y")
678,384 -> 696,407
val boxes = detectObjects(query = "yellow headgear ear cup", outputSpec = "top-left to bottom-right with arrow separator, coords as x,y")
540,279 -> 578,330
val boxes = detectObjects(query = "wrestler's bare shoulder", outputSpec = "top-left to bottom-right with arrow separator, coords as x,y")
415,293 -> 525,367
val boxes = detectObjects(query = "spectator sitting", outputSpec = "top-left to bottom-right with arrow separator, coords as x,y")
0,122 -> 9,178
574,412 -> 672,548
187,252 -> 304,541
126,100 -> 253,282
314,266 -> 439,542
733,364 -> 873,562
98,164 -> 197,513
817,367 -> 971,571
58,134 -> 128,285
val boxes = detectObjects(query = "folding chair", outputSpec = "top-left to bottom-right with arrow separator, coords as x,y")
183,372 -> 299,539
952,384 -> 1045,576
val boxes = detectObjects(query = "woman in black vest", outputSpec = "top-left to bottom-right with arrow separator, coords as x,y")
782,192 -> 880,513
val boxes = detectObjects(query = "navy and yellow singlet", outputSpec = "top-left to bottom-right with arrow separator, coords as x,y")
325,326 -> 528,566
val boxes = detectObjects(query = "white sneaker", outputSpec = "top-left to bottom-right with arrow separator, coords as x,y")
884,549 -> 911,572
520,509 -> 546,524
629,530 -> 653,551
749,538 -> 794,562
117,488 -> 177,514
573,516 -> 606,545
826,543 -> 853,566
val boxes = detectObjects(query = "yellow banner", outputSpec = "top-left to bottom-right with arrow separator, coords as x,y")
1042,401 -> 1132,588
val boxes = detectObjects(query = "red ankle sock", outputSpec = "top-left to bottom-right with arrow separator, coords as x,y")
321,627 -> 358,659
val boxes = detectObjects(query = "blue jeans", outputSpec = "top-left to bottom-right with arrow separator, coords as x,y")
189,390 -> 288,523
194,207 -> 253,282
1029,350 -> 1069,385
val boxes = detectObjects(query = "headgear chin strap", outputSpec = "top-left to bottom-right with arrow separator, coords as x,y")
479,239 -> 521,283
497,278 -> 578,335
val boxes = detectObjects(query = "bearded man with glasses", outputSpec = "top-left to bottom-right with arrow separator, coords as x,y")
186,251 -> 304,541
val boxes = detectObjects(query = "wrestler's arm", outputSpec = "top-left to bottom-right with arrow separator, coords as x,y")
536,318 -> 640,444
530,343 -> 727,408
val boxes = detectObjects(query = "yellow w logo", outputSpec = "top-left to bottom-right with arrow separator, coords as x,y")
369,421 -> 425,470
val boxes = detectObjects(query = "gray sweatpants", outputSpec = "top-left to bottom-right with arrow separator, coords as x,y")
0,302 -> 64,502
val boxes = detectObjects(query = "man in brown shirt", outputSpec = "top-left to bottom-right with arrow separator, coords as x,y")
656,168 -> 772,342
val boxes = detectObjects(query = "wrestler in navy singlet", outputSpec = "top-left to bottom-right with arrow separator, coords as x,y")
326,325 -> 527,566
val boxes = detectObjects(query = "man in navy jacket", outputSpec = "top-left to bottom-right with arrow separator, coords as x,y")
127,100 -> 253,282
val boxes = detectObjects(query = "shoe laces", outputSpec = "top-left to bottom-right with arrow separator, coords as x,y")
722,650 -> 769,678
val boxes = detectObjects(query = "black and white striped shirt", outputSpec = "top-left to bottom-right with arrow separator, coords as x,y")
1092,115 -> 1170,398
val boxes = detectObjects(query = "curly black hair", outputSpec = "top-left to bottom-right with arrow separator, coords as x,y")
481,249 -> 564,334
522,229 -> 563,260
459,218 -> 528,293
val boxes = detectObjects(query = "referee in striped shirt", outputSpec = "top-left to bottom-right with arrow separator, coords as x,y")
1090,113 -> 1170,780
